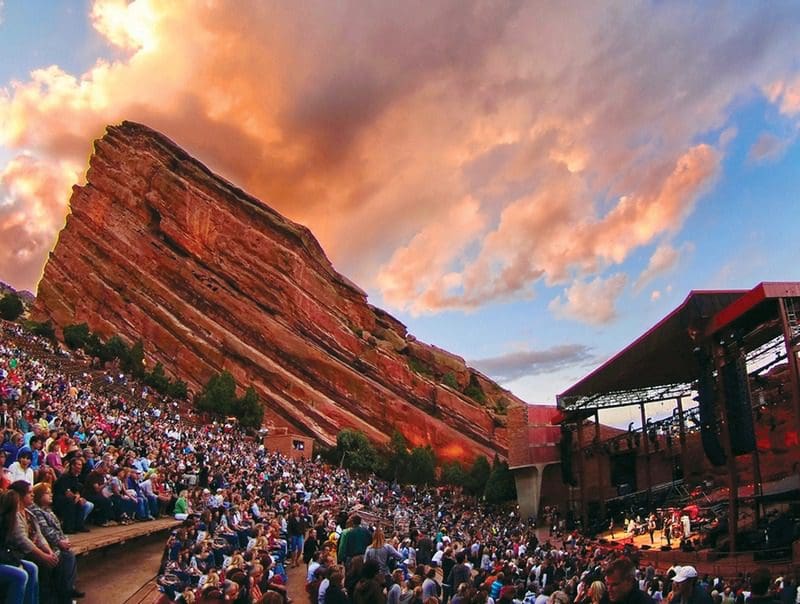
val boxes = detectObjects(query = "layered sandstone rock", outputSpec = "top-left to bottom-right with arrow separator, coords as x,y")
34,122 -> 521,461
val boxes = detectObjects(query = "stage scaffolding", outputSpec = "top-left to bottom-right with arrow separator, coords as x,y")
556,282 -> 800,553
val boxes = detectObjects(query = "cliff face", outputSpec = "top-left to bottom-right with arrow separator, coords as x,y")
33,121 -> 521,461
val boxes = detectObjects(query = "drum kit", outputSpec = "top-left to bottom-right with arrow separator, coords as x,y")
657,508 -> 685,539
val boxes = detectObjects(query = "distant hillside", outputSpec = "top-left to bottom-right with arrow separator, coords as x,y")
0,281 -> 35,307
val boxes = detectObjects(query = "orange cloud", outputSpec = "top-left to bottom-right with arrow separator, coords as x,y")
0,0 -> 798,314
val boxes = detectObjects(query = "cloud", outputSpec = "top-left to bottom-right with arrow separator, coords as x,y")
748,132 -> 792,164
651,290 -> 662,302
376,196 -> 487,314
0,0 -> 799,300
549,273 -> 628,325
470,344 -> 594,383
634,242 -> 692,291
0,155 -> 81,290
766,75 -> 800,117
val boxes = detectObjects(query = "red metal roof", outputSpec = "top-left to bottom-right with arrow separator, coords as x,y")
558,289 -> 745,401
558,282 -> 800,407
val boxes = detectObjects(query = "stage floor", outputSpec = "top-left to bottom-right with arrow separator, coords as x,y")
599,528 -> 679,550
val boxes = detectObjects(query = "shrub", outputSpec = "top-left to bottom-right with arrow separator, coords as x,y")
0,294 -> 24,321
442,372 -> 459,389
407,357 -> 433,377
464,373 -> 486,404
494,397 -> 509,415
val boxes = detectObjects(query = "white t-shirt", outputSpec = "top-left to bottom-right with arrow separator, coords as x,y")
7,462 -> 33,485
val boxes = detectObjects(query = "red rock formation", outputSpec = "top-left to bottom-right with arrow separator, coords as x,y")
33,122 -> 522,462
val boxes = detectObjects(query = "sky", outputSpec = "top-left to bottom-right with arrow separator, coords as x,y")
1,1 -> 799,426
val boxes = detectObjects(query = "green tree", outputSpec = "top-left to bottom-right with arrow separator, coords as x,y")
29,321 -> 56,341
233,386 -> 263,428
167,378 -> 188,400
145,362 -> 172,393
63,323 -> 91,350
384,430 -> 409,482
104,335 -> 129,362
121,340 -> 146,378
84,332 -> 108,361
404,446 -> 436,485
0,294 -> 24,321
464,455 -> 491,496
336,429 -> 383,474
196,370 -> 237,416
484,455 -> 517,503
440,461 -> 467,487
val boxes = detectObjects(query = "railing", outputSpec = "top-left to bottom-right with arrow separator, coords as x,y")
636,545 -> 798,577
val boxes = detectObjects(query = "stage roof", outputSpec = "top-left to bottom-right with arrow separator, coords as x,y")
557,282 -> 800,412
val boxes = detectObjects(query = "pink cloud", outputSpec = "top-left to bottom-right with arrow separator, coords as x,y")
548,274 -> 628,325
634,242 -> 694,292
0,155 -> 80,290
766,75 -> 800,117
0,0 -> 797,306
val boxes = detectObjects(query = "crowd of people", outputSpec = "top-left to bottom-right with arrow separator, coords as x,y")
1,319 -> 799,604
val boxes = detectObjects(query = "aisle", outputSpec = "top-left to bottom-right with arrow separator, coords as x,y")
78,533 -> 165,604
286,561 -> 308,602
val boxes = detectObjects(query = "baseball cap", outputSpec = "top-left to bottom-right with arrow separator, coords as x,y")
673,566 -> 698,583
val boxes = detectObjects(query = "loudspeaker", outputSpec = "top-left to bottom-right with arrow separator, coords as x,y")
696,349 -> 727,466
560,425 -> 576,485
721,353 -> 756,455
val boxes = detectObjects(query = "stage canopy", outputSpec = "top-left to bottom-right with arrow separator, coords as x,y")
557,282 -> 800,411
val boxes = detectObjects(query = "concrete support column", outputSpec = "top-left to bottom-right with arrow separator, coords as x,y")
513,463 -> 551,521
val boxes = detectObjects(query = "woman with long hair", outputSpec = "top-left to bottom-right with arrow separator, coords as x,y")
364,527 -> 402,581
588,581 -> 606,604
0,490 -> 40,604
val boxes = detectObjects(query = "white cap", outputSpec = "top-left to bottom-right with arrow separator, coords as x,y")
673,566 -> 698,583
